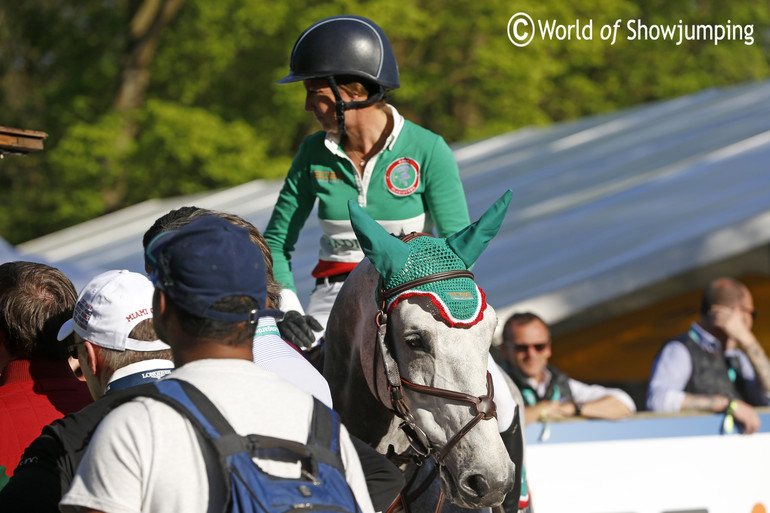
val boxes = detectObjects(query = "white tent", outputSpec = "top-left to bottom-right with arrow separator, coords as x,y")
17,79 -> 770,328
1,236 -> 97,289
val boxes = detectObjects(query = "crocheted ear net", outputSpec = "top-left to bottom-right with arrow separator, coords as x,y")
383,236 -> 483,324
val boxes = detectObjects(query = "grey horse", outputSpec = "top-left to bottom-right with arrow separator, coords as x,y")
323,192 -> 526,513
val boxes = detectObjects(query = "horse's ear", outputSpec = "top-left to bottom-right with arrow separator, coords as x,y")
447,190 -> 512,268
348,200 -> 410,278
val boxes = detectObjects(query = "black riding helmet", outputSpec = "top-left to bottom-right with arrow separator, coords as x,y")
278,15 -> 400,136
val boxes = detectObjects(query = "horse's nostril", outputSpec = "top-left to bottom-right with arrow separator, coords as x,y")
463,473 -> 491,497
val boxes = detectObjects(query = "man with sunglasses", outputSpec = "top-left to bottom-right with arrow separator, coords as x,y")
499,312 -> 635,425
647,277 -> 770,434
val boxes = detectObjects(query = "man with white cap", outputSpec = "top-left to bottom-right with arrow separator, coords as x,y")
0,270 -> 172,512
58,269 -> 173,399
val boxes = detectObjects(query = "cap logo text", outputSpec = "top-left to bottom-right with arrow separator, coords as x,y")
126,308 -> 151,322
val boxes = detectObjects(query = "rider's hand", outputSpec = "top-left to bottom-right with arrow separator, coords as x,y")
277,310 -> 323,349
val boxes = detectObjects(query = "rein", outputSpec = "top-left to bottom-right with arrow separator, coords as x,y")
371,238 -> 498,512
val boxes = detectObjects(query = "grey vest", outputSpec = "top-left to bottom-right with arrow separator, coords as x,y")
672,330 -> 746,401
505,362 -> 574,406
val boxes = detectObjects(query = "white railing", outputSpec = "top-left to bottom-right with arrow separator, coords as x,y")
523,409 -> 770,513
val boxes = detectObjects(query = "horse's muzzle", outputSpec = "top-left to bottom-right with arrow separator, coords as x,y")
442,462 -> 516,509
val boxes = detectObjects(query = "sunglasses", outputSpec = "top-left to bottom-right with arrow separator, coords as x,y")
513,342 -> 549,353
68,341 -> 85,360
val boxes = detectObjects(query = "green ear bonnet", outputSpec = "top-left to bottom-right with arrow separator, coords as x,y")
347,190 -> 512,326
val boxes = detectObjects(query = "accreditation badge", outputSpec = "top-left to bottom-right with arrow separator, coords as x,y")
385,157 -> 420,196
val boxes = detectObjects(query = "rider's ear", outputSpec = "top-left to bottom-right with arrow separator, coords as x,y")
348,200 -> 410,279
446,190 -> 512,269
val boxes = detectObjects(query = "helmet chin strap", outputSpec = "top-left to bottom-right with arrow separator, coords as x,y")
326,76 -> 386,138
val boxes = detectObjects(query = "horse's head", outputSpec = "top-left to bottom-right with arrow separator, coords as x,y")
347,191 -> 516,508
388,297 -> 513,508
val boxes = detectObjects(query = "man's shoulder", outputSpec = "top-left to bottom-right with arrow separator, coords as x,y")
169,360 -> 317,409
45,395 -> 113,434
652,337 -> 694,373
11,392 -> 133,481
0,377 -> 91,429
660,334 -> 693,354
45,386 -> 158,445
666,331 -> 691,344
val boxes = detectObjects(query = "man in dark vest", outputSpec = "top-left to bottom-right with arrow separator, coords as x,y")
647,277 -> 770,433
500,312 -> 635,425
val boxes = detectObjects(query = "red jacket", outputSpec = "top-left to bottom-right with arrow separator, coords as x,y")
0,358 -> 93,476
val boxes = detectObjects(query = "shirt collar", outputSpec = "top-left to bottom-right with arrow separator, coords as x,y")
254,315 -> 281,339
525,367 -> 552,397
107,359 -> 175,385
689,322 -> 722,354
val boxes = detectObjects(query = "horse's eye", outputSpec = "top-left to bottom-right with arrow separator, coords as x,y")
404,334 -> 423,350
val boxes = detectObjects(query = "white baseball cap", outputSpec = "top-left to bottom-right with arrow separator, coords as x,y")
57,270 -> 170,352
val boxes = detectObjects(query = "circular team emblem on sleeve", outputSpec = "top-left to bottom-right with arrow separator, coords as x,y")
385,158 -> 420,196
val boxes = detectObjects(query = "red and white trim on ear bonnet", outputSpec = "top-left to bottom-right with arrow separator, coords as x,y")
386,284 -> 488,327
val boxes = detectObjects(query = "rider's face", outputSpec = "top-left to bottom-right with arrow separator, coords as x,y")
303,79 -> 353,134
504,319 -> 552,381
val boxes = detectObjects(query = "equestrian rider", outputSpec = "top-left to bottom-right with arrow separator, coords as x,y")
264,15 -> 470,343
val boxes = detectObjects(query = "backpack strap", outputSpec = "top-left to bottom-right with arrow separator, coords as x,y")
306,398 -> 362,513
306,397 -> 347,473
152,379 -> 316,459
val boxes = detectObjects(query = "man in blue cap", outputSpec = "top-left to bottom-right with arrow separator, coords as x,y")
60,215 -> 374,513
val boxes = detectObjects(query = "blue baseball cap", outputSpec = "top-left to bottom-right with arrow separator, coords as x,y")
145,215 -> 281,324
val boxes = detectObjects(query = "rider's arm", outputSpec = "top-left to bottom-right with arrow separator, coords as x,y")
422,135 -> 470,238
264,141 -> 318,293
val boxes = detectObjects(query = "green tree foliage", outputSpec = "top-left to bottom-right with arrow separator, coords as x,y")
1,0 -> 768,243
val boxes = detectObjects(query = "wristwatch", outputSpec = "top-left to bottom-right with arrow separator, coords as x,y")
573,401 -> 583,416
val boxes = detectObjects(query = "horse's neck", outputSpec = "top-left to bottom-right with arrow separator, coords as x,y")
324,262 -> 400,446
